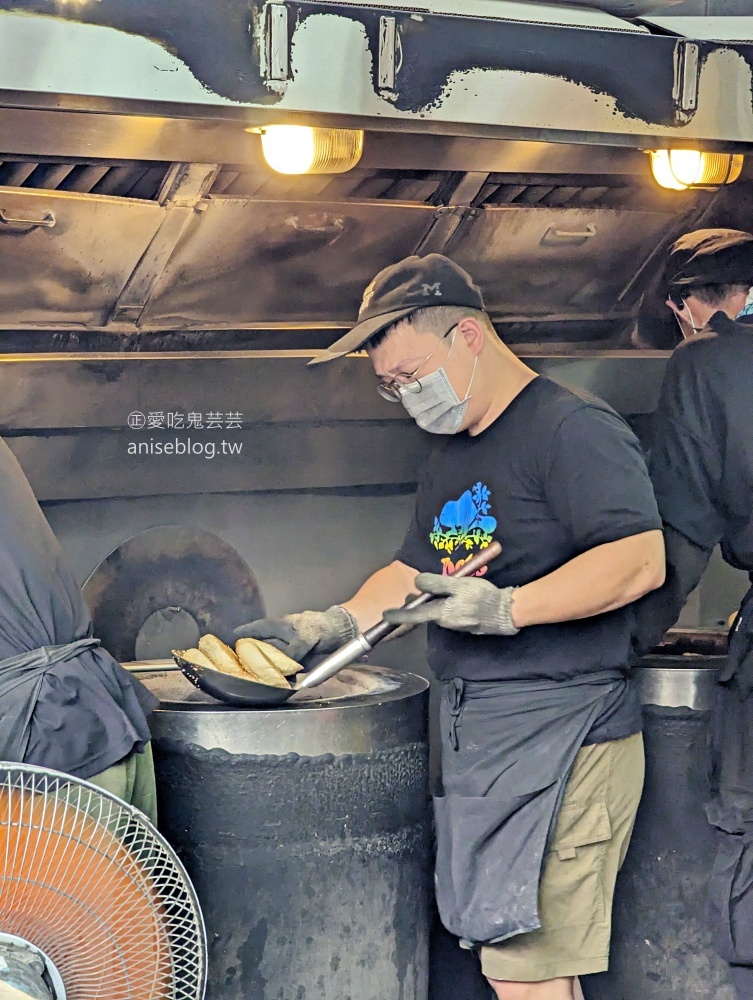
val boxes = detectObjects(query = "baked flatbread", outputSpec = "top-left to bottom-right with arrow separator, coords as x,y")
246,637 -> 300,677
198,634 -> 248,679
175,647 -> 216,670
235,638 -> 291,689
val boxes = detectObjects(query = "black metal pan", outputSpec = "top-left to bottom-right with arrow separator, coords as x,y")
170,540 -> 502,707
127,656 -> 298,707
170,654 -> 299,706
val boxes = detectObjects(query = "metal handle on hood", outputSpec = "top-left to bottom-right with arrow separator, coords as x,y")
297,540 -> 503,690
542,223 -> 596,243
0,209 -> 56,232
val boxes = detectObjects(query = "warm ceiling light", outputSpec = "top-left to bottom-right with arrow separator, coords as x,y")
256,125 -> 364,175
650,149 -> 744,191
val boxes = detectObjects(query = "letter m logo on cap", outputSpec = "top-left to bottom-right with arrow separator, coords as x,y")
421,282 -> 442,297
359,278 -> 377,315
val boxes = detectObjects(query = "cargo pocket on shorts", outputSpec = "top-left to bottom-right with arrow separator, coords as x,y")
541,801 -> 612,930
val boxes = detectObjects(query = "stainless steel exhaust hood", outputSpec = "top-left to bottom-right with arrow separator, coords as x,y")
1,0 -> 753,144
0,0 -> 751,350
0,143 -> 717,346
374,1 -> 687,16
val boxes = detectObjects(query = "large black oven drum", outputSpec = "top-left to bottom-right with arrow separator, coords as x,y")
583,657 -> 734,1000
141,665 -> 432,1000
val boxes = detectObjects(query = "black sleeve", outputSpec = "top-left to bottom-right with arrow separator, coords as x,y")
545,405 -> 662,550
648,348 -> 726,551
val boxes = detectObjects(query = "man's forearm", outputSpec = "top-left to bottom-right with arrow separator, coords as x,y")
511,530 -> 665,629
341,560 -> 420,632
631,525 -> 712,656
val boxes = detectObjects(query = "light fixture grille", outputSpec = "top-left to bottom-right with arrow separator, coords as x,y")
0,763 -> 206,1000
650,149 -> 744,190
307,128 -> 365,175
693,152 -> 744,186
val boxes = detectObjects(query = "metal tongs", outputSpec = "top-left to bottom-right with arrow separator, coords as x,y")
298,539 -> 503,692
170,540 -> 502,707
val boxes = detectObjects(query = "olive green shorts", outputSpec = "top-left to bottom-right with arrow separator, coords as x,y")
482,732 -> 645,983
88,742 -> 158,826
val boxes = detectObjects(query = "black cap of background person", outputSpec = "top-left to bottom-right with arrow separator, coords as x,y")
664,228 -> 753,302
308,254 -> 486,365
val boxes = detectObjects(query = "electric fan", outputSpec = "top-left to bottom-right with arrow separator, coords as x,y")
0,763 -> 206,1000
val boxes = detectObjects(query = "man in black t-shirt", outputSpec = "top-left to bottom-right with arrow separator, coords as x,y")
634,229 -> 753,999
239,256 -> 665,1000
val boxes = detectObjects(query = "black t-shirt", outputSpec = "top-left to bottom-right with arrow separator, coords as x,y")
649,312 -> 753,572
395,376 -> 662,741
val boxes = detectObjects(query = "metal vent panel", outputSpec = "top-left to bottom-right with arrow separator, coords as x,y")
450,206 -> 679,317
478,174 -> 703,211
140,198 -> 438,329
0,188 -> 164,327
209,166 -> 448,204
0,158 -> 172,200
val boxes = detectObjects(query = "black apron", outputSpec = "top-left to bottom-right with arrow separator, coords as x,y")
434,670 -> 628,947
707,584 -> 753,985
0,637 -> 101,761
0,435 -> 156,779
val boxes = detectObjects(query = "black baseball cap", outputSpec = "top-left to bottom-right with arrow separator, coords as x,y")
308,254 -> 485,365
664,228 -> 753,295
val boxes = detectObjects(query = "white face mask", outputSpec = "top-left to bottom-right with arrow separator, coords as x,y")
398,334 -> 477,435
674,299 -> 704,340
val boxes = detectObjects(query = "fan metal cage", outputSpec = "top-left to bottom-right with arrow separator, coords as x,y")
0,763 -> 206,1000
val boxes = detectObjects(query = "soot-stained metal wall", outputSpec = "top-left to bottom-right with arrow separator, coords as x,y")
5,0 -> 753,146
2,352 -> 739,636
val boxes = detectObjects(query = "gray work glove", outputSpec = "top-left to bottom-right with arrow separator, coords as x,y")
234,605 -> 359,665
383,574 -> 519,636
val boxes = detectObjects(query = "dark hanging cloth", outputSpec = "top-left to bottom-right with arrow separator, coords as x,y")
0,436 -> 156,779
644,311 -> 753,988
707,588 -> 753,973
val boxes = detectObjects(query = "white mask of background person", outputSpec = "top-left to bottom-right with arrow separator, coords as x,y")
666,284 -> 751,340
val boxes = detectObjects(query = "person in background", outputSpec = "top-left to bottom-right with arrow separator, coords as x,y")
239,255 -> 665,1000
633,228 -> 753,999
0,435 -> 158,822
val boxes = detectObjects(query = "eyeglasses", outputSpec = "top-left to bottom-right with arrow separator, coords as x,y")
376,325 -> 457,402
